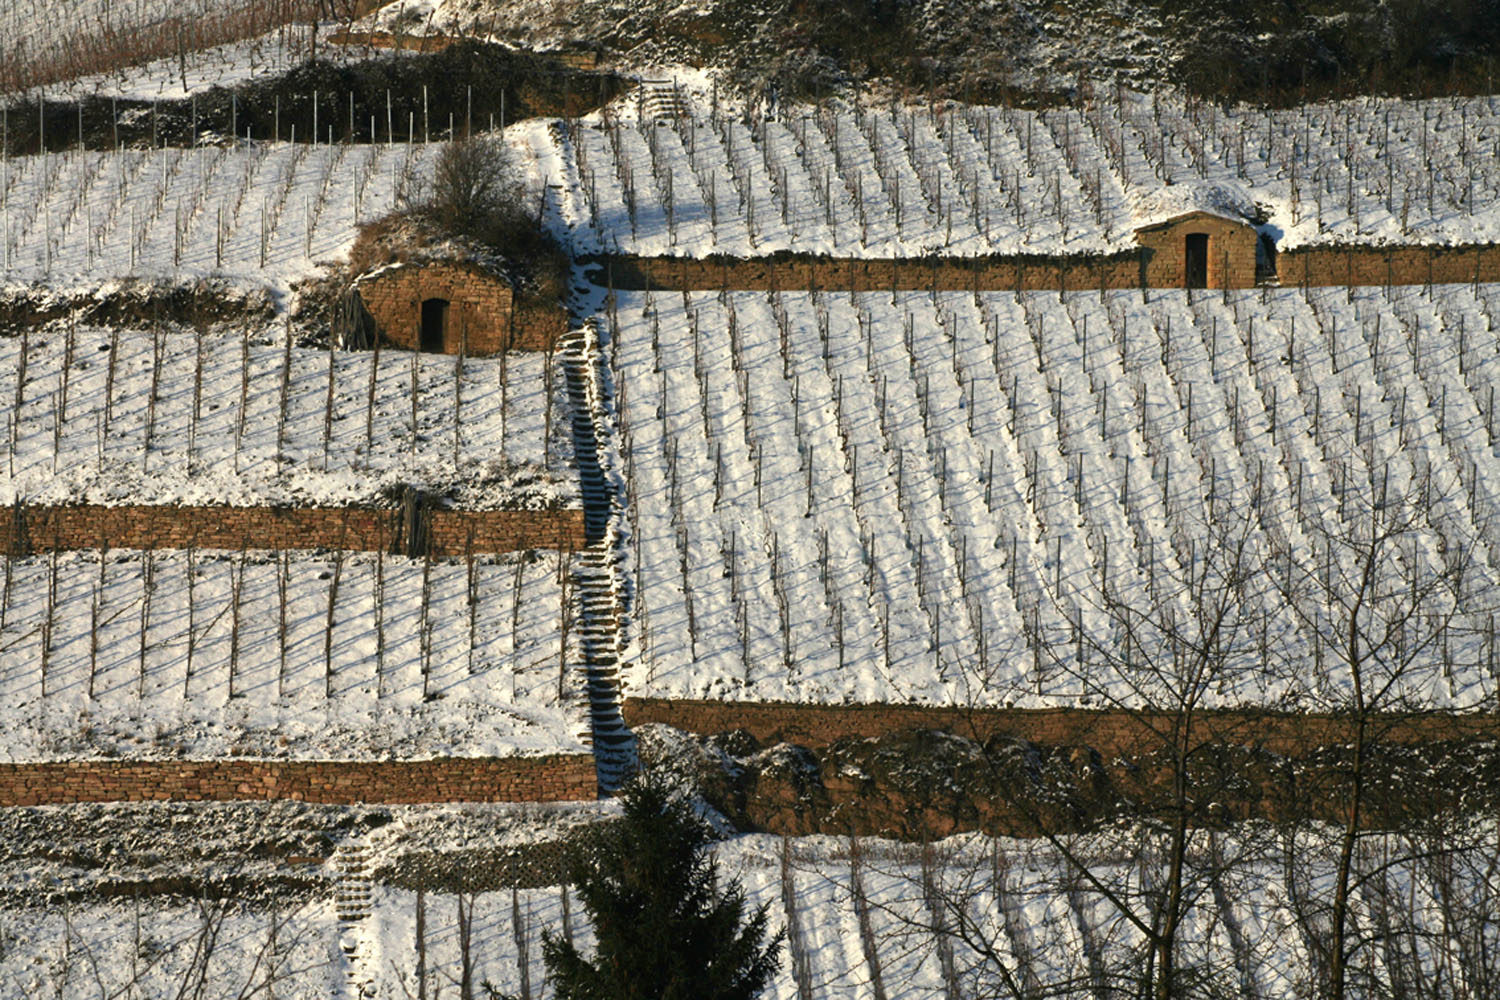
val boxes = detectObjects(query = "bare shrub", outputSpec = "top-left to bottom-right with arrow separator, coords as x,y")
400,135 -> 558,268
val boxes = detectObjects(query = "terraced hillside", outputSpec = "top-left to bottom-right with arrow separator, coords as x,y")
3,4 -> 1500,997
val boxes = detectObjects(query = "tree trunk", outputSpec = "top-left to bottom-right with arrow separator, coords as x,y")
1328,714 -> 1366,1000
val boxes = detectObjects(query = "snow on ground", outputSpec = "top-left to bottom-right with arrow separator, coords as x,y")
0,121 -> 564,295
0,140 -> 432,292
10,84 -> 1499,275
42,27 -> 374,102
0,548 -> 587,761
5,825 -> 1497,999
0,896 -> 343,998
539,90 -> 1500,256
0,326 -> 576,509
0,1 -> 337,99
612,286 -> 1500,710
1,0 -> 228,84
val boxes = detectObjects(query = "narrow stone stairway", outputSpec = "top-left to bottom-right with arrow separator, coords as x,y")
332,841 -> 376,998
333,842 -> 373,922
637,78 -> 690,123
559,321 -> 637,792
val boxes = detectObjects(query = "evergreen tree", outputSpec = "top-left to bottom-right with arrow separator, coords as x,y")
543,774 -> 783,1000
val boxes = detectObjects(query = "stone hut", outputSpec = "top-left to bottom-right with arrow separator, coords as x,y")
351,259 -> 568,355
354,257 -> 561,355
1134,209 -> 1262,289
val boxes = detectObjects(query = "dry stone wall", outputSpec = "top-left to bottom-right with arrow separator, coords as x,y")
623,697 -> 1500,756
0,504 -> 588,557
597,252 -> 1144,292
1280,243 -> 1500,287
0,755 -> 597,806
598,241 -> 1500,293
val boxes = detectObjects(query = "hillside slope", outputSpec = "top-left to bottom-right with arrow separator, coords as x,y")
372,0 -> 1500,103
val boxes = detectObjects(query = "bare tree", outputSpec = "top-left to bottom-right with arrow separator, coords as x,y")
1004,483 -> 1286,1000
1268,467 -> 1492,1000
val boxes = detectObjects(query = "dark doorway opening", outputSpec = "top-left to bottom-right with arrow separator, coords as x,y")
1185,233 -> 1209,289
420,298 -> 449,352
1256,232 -> 1279,285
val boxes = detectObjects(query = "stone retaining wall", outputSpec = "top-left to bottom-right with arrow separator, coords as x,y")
0,755 -> 598,806
596,243 -> 1500,293
596,252 -> 1144,292
623,697 -> 1500,755
1,504 -> 588,557
1280,243 -> 1500,287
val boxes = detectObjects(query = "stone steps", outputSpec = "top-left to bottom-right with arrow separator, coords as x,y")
559,323 -> 637,792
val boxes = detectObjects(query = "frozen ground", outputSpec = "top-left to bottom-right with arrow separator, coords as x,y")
0,548 -> 588,761
3,825 -> 1496,999
612,286 -> 1500,710
0,325 -> 576,509
544,89 -> 1500,256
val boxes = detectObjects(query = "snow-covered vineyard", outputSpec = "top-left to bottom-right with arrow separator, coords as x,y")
5,4 -> 1500,992
0,327 -> 575,508
614,285 -> 1500,710
556,89 -> 1500,256
4,827 -> 1497,999
0,141 -> 437,289
6,89 -> 1500,291
0,0 -> 323,97
0,548 -> 587,761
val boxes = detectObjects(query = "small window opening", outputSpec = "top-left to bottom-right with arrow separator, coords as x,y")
420,298 -> 449,352
1185,233 -> 1209,289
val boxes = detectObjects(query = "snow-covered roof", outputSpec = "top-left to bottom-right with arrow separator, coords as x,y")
349,213 -> 516,286
352,255 -> 512,289
1129,181 -> 1258,231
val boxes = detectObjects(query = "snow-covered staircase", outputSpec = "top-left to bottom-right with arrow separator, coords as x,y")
333,842 -> 373,922
637,79 -> 689,123
332,841 -> 376,998
559,322 -> 637,792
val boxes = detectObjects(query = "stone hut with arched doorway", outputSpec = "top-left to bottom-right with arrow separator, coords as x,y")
349,259 -> 566,355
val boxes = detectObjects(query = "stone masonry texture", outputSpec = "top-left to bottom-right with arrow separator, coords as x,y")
0,755 -> 598,806
354,262 -> 567,354
595,241 -> 1500,293
0,504 -> 588,557
622,697 -> 1500,756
